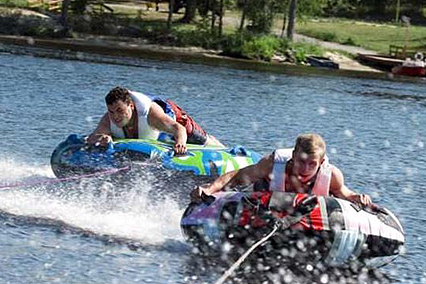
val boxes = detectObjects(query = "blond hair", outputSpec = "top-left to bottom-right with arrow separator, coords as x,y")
294,133 -> 326,159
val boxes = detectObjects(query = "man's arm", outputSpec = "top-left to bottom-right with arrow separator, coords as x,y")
190,154 -> 274,202
222,154 -> 274,191
329,166 -> 372,206
147,102 -> 188,154
87,113 -> 113,145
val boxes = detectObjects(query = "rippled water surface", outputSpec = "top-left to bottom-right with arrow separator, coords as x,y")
0,52 -> 425,284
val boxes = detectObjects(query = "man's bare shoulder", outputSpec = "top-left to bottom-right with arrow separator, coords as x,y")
329,165 -> 345,195
330,165 -> 343,179
147,102 -> 173,128
99,112 -> 110,126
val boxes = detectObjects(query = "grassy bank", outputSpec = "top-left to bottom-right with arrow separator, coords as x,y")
295,18 -> 426,55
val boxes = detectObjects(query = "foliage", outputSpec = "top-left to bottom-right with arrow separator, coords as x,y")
70,0 -> 89,14
8,0 -> 426,64
244,0 -> 276,33
220,31 -> 290,61
219,31 -> 325,62
322,0 -> 426,23
220,32 -> 248,58
0,0 -> 27,8
171,26 -> 222,48
67,13 -> 119,35
322,0 -> 361,16
0,11 -> 58,36
291,41 -> 324,62
241,34 -> 288,60
297,0 -> 328,16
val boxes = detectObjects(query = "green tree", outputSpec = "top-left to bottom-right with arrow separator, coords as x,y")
286,0 -> 328,40
195,0 -> 231,36
245,0 -> 277,33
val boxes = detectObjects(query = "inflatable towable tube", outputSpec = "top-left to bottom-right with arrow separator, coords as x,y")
51,134 -> 262,178
181,191 -> 404,268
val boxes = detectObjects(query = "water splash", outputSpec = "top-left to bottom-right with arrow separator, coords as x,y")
0,156 -> 54,181
0,160 -> 184,245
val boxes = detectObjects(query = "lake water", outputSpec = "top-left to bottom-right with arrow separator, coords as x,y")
0,51 -> 425,284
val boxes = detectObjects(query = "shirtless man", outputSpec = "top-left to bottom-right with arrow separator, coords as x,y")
88,86 -> 223,154
191,133 -> 372,206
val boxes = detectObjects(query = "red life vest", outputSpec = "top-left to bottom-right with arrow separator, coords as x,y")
268,148 -> 333,196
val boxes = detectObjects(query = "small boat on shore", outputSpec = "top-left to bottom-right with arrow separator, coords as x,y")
391,54 -> 426,77
392,64 -> 426,77
50,134 -> 262,178
306,56 -> 339,69
357,53 -> 404,71
181,190 -> 404,269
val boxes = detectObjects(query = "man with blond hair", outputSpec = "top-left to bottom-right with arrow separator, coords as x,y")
191,133 -> 372,206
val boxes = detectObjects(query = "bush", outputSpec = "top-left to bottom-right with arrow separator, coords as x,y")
220,32 -> 250,59
0,12 -> 59,37
290,42 -> 325,62
172,28 -> 221,49
241,35 -> 288,61
221,32 -> 289,61
70,0 -> 89,14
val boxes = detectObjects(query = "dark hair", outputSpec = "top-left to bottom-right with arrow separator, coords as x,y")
105,86 -> 132,105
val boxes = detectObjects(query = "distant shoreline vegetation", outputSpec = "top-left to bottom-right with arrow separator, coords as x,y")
1,0 -> 426,63
0,6 -> 325,63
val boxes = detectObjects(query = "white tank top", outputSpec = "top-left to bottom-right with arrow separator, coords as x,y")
268,148 -> 333,196
110,91 -> 160,140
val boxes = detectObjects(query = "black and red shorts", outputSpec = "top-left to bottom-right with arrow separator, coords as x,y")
166,100 -> 208,145
153,98 -> 208,145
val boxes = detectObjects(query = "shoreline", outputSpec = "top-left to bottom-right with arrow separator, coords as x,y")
0,34 -> 421,83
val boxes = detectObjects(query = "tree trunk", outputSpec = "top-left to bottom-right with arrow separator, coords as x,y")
59,0 -> 70,36
280,2 -> 287,37
395,0 -> 400,22
211,13 -> 216,30
168,0 -> 174,29
239,0 -> 248,31
286,0 -> 297,40
211,0 -> 216,31
218,0 -> 223,37
181,0 -> 197,23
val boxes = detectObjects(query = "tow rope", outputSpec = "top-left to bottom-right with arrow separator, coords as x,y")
213,223 -> 279,284
213,195 -> 318,284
